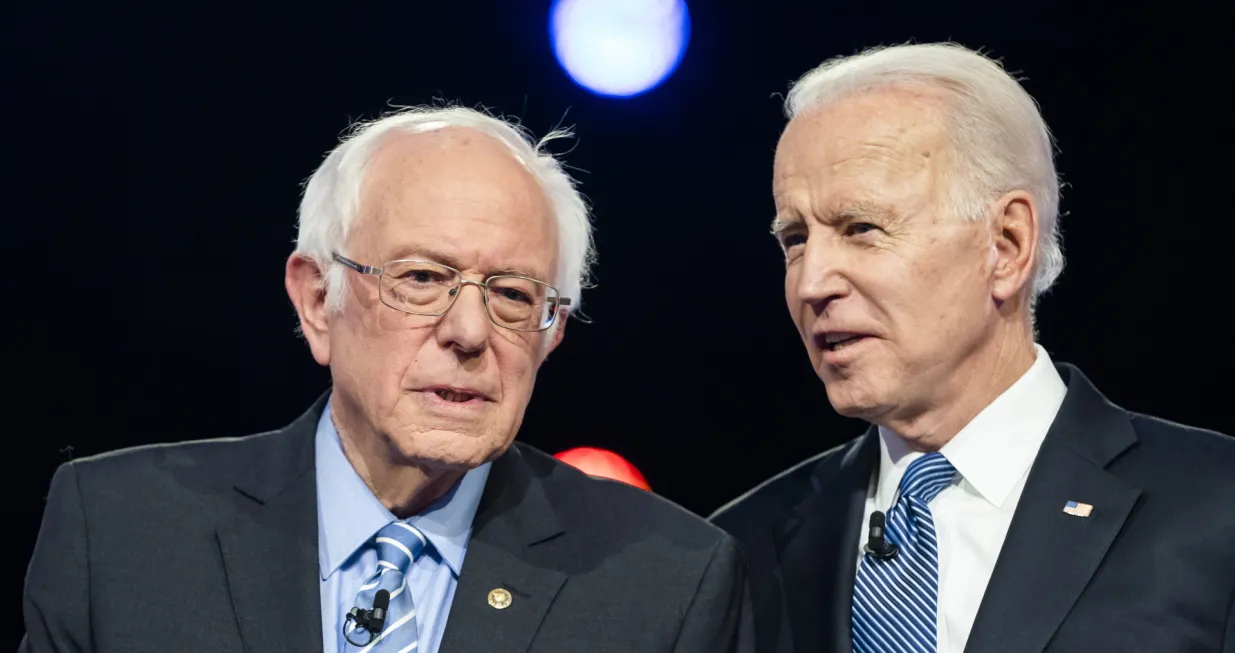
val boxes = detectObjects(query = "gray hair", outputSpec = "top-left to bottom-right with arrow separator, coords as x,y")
785,42 -> 1063,302
295,106 -> 595,318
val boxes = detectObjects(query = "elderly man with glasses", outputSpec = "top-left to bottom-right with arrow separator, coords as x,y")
21,107 -> 753,653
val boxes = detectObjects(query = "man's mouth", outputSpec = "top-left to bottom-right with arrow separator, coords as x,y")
429,388 -> 484,403
818,333 -> 868,352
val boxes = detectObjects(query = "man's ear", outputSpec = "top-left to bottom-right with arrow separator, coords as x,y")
285,253 -> 332,366
545,311 -> 568,356
989,189 -> 1039,306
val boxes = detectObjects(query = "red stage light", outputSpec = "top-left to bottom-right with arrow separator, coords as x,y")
553,447 -> 651,491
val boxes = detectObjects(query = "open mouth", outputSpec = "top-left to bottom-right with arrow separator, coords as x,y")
818,333 -> 868,352
433,389 -> 479,403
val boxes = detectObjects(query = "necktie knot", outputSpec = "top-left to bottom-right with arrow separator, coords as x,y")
898,452 -> 956,504
373,520 -> 428,575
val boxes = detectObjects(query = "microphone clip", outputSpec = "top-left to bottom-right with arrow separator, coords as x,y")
343,608 -> 379,647
343,589 -> 391,646
864,510 -> 899,560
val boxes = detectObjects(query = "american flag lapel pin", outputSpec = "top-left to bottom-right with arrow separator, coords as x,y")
1063,500 -> 1093,517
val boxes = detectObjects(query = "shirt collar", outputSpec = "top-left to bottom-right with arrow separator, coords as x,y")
876,344 -> 1068,509
314,398 -> 492,580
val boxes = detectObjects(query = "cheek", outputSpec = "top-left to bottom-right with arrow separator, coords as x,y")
493,337 -> 544,394
784,267 -> 802,316
897,250 -> 989,335
341,316 -> 434,386
389,332 -> 434,380
929,241 -> 991,299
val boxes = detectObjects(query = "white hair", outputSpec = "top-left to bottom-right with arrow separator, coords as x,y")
295,106 -> 595,323
785,42 -> 1064,303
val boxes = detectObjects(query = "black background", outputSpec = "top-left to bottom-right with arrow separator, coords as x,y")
8,1 -> 1232,645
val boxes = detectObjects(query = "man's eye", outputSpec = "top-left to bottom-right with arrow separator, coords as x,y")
781,233 -> 807,249
494,288 -> 533,304
847,222 -> 878,236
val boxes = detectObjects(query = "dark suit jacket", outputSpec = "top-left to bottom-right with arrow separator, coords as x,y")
711,364 -> 1235,653
22,398 -> 753,653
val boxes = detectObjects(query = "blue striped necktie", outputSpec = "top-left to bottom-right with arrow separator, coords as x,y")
852,451 -> 957,653
348,520 -> 429,653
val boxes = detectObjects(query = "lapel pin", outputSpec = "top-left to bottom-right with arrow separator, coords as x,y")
488,588 -> 513,610
1063,500 -> 1093,517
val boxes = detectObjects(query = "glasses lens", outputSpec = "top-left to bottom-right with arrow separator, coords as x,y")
380,260 -> 459,314
487,276 -> 559,331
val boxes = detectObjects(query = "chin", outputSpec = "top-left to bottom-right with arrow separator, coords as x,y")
388,428 -> 510,471
822,377 -> 889,422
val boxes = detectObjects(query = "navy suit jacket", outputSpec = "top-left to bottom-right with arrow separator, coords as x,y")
712,364 -> 1235,653
22,396 -> 754,653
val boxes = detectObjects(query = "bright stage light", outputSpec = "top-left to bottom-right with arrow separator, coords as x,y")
550,0 -> 691,98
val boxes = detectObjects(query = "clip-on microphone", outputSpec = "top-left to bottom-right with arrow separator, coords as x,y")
344,589 -> 391,646
863,511 -> 899,560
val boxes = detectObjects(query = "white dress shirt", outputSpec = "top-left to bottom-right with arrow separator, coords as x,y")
855,344 -> 1068,653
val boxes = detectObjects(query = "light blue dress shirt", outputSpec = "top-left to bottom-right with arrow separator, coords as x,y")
315,400 -> 492,653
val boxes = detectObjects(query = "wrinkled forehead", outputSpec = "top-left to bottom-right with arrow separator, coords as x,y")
351,129 -> 558,275
773,89 -> 951,202
360,128 -> 546,212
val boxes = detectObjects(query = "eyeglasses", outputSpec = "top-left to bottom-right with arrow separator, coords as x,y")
332,253 -> 571,332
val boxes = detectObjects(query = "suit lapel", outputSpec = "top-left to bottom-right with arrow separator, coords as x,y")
217,398 -> 325,653
966,366 -> 1142,653
775,429 -> 878,653
440,444 -> 567,653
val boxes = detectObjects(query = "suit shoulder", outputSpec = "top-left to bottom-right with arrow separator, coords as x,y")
63,429 -> 286,491
514,443 -> 730,547
1127,411 -> 1235,475
709,440 -> 854,537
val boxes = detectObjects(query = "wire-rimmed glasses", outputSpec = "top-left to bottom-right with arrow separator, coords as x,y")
333,253 -> 571,332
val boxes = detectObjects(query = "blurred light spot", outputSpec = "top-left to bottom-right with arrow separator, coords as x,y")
550,0 -> 691,97
554,446 -> 652,490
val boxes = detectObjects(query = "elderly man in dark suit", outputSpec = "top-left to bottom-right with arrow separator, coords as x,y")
711,43 -> 1235,653
22,106 -> 752,653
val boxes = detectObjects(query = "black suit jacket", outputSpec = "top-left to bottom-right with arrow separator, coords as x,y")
22,398 -> 753,653
711,364 -> 1235,653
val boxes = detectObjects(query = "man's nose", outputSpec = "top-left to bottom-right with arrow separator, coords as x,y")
794,238 -> 849,311
435,281 -> 491,354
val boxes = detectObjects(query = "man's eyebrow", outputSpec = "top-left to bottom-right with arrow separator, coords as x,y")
835,202 -> 893,222
488,266 -> 547,281
769,202 -> 896,237
386,246 -> 547,281
770,214 -> 803,235
387,244 -> 458,267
